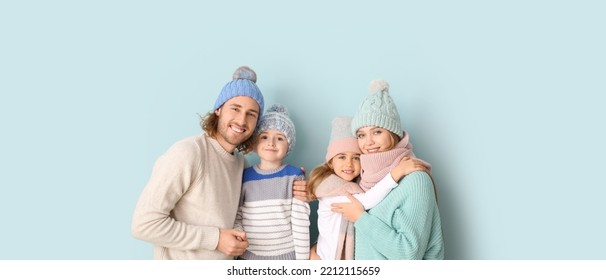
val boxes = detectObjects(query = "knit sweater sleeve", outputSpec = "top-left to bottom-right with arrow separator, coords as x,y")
354,171 -> 436,259
131,139 -> 218,251
291,173 -> 310,260
292,198 -> 310,259
233,193 -> 245,232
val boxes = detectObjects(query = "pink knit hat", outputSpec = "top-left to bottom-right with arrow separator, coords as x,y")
325,116 -> 362,163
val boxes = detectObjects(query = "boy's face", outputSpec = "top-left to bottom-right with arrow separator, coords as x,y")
329,152 -> 361,182
254,129 -> 289,164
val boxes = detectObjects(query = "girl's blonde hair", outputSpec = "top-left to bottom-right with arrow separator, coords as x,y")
307,163 -> 334,198
307,159 -> 364,198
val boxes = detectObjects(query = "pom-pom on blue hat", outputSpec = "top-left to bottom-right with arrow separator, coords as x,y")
213,66 -> 264,121
256,104 -> 296,155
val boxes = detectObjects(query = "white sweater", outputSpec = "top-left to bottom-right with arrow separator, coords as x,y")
131,133 -> 246,259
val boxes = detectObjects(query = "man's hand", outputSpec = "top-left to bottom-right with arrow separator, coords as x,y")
293,166 -> 315,202
293,180 -> 314,202
216,229 -> 248,256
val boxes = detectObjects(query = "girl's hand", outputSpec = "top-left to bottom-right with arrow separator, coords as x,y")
391,157 -> 428,182
331,193 -> 365,222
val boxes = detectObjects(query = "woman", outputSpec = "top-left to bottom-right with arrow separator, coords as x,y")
332,79 -> 444,260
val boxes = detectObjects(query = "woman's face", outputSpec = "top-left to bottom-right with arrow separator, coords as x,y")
329,152 -> 361,182
356,126 -> 395,154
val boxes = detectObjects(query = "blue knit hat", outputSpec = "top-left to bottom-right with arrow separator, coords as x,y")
213,66 -> 264,121
256,104 -> 296,154
351,79 -> 403,138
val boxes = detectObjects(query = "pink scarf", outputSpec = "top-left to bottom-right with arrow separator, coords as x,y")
314,174 -> 363,260
359,131 -> 431,191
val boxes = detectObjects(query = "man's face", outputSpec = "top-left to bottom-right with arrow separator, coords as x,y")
214,96 -> 260,153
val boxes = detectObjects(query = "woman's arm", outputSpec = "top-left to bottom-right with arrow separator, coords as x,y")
333,172 -> 438,259
357,172 -> 437,259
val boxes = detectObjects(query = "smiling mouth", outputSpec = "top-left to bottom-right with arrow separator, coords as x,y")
230,124 -> 246,133
366,148 -> 380,153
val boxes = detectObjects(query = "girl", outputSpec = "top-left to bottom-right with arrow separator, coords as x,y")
332,79 -> 444,260
308,116 -> 428,260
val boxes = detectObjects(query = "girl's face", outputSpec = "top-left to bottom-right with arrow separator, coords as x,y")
329,152 -> 361,182
356,126 -> 395,154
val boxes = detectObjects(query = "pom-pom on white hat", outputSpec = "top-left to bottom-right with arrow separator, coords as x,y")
351,79 -> 403,138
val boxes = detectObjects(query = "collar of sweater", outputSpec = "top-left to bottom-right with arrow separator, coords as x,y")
252,164 -> 287,175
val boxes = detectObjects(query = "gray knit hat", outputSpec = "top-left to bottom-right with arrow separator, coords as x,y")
351,79 -> 403,138
213,66 -> 264,122
256,104 -> 296,154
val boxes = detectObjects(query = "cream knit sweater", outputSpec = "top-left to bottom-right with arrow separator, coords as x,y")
131,133 -> 246,259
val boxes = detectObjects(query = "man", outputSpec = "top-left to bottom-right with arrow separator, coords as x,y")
131,66 -> 308,259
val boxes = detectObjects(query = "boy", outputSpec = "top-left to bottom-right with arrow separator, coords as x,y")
234,104 -> 310,260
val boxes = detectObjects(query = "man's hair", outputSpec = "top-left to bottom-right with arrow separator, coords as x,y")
200,111 -> 255,154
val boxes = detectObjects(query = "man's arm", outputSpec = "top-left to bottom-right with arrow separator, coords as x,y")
131,140 -> 221,251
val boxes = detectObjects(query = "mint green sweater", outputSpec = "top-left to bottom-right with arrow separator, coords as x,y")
354,171 -> 444,260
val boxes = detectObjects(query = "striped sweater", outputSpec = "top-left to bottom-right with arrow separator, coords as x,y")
234,164 -> 310,260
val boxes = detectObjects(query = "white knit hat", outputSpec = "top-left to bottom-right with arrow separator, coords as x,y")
351,79 -> 403,138
256,104 -> 296,154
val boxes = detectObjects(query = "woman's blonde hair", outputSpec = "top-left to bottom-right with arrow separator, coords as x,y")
199,111 -> 255,154
384,130 -> 401,151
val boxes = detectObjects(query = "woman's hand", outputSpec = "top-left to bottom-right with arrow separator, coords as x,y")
331,193 -> 365,222
391,157 -> 428,182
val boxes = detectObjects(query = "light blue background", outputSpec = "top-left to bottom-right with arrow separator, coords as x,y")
1,1 -> 605,259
